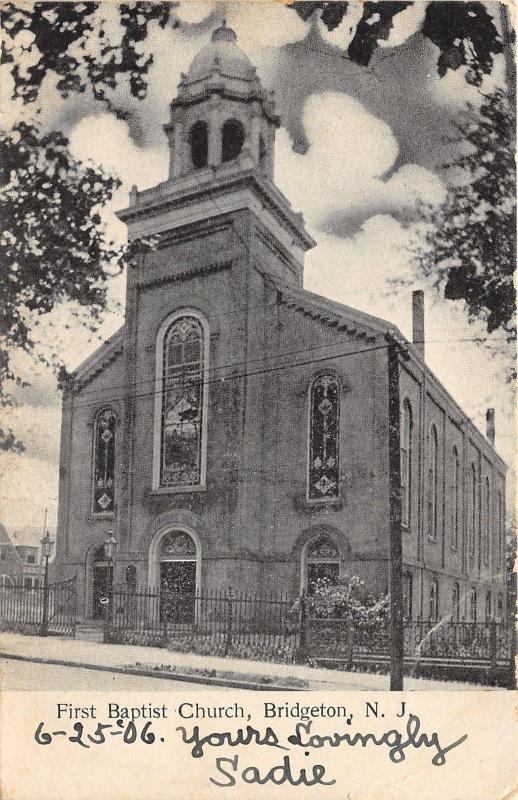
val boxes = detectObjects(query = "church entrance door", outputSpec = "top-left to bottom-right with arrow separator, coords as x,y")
160,561 -> 196,624
92,563 -> 113,619
158,530 -> 198,625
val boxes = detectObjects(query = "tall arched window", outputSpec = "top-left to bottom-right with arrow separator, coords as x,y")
92,408 -> 117,515
308,374 -> 340,500
427,425 -> 439,540
189,121 -> 208,169
452,446 -> 460,550
452,583 -> 460,621
159,531 -> 197,623
469,463 -> 477,556
484,476 -> 490,564
429,577 -> 439,622
400,400 -> 413,528
497,489 -> 503,572
485,590 -> 492,622
153,312 -> 209,489
469,588 -> 477,622
222,119 -> 245,162
305,535 -> 340,594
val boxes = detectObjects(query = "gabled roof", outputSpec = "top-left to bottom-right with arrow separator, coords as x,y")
266,273 -> 405,344
71,326 -> 124,389
267,274 -> 505,468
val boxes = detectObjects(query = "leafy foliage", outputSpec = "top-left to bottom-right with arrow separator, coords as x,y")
306,575 -> 390,628
413,89 -> 516,348
291,1 -> 503,86
0,121 -> 155,451
2,2 -> 177,111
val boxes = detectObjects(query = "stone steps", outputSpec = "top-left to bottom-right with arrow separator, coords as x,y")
75,622 -> 104,642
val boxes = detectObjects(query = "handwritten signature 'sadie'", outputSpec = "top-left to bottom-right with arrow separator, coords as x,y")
176,713 -> 468,787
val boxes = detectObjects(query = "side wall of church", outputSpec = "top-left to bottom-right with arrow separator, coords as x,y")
400,359 -> 506,622
55,353 -> 125,613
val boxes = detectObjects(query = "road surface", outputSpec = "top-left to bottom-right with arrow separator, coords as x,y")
0,657 -> 225,691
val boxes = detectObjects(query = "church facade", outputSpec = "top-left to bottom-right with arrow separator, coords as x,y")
55,24 -> 507,624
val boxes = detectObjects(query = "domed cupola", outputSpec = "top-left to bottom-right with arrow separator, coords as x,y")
187,22 -> 256,83
163,22 -> 279,181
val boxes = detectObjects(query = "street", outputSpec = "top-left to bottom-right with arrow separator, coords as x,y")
0,658 -> 225,691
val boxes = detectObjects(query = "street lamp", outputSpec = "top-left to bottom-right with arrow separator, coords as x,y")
40,531 -> 54,637
103,531 -> 117,629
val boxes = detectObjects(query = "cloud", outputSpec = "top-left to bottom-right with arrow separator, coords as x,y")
176,2 -> 217,25
227,2 -> 309,49
275,91 -> 445,235
0,452 -> 59,531
378,2 -> 427,48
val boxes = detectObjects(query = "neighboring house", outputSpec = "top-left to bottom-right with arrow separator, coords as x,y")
0,525 -> 23,587
0,526 -> 44,588
54,24 -> 506,624
15,545 -> 43,589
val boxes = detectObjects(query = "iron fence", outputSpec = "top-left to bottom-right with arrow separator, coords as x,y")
0,576 -> 512,683
106,585 -> 299,661
0,576 -> 77,637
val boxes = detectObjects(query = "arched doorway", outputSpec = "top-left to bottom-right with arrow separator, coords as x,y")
304,535 -> 340,595
91,545 -> 112,620
158,531 -> 198,624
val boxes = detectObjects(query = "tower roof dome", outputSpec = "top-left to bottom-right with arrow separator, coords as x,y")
187,21 -> 255,83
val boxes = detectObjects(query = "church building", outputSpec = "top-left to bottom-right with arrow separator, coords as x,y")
55,24 -> 507,625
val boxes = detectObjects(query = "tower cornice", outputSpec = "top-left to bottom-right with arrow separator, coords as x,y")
117,167 -> 316,252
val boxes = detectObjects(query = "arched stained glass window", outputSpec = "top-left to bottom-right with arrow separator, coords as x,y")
400,400 -> 413,528
469,463 -> 477,556
427,425 -> 439,540
160,531 -> 197,559
158,315 -> 206,488
92,408 -> 117,515
305,535 -> 340,594
452,446 -> 460,550
308,374 -> 340,500
484,476 -> 490,564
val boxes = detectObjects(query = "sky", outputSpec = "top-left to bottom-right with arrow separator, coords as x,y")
0,1 -> 515,544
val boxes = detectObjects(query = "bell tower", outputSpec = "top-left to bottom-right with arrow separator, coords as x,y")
164,21 -> 278,180
119,23 -> 314,282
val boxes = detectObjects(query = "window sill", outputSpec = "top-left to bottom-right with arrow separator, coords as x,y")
89,513 -> 115,522
149,485 -> 206,496
294,491 -> 344,514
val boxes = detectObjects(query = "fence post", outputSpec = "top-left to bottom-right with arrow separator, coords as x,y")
224,587 -> 233,656
345,616 -> 354,670
508,619 -> 516,690
296,592 -> 307,664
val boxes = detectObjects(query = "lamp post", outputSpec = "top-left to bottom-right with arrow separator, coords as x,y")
40,531 -> 54,637
103,531 -> 117,631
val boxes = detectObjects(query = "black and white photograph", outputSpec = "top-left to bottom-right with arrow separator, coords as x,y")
0,1 -> 516,797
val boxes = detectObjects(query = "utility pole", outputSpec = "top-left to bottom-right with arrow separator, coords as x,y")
386,334 -> 407,691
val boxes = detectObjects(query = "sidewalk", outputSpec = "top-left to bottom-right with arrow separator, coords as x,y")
0,631 -> 489,691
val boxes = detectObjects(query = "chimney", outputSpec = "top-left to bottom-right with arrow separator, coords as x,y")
486,408 -> 495,446
412,290 -> 425,358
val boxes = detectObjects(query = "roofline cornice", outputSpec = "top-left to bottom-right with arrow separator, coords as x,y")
117,169 -> 315,250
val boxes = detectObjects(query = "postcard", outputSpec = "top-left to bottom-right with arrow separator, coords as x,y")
0,2 -> 516,798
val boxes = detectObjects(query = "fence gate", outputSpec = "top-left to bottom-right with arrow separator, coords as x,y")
0,575 -> 77,638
